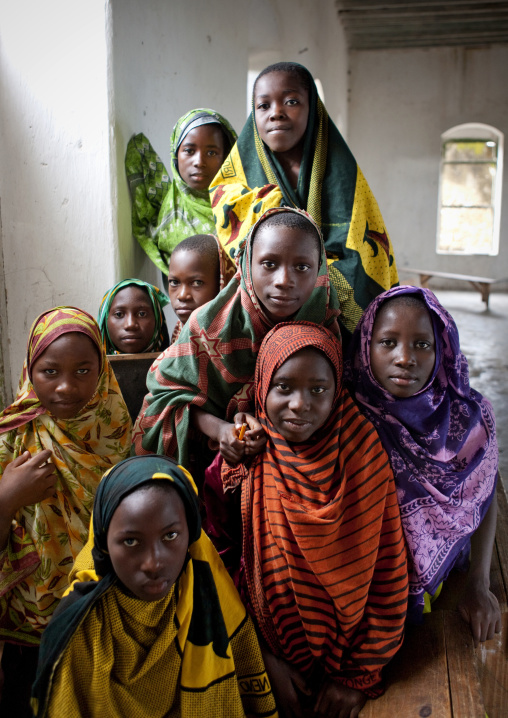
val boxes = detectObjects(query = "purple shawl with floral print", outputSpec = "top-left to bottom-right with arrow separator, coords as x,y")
348,285 -> 498,620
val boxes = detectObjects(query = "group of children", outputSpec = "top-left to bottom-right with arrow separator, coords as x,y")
0,61 -> 501,718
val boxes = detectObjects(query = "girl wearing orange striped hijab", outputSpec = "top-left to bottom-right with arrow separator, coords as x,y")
211,322 -> 408,718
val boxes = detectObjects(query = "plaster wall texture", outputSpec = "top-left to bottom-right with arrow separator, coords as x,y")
247,0 -> 349,138
0,0 -> 116,399
0,0 -> 348,399
110,0 -> 252,287
348,45 -> 508,282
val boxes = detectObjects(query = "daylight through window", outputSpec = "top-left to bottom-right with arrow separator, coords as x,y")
437,124 -> 503,255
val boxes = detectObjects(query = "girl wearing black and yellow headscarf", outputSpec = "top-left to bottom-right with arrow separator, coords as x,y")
210,61 -> 398,340
32,455 -> 278,718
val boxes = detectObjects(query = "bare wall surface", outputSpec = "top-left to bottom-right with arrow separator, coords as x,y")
0,0 -> 116,394
348,45 -> 508,281
247,0 -> 349,138
111,0 -> 250,286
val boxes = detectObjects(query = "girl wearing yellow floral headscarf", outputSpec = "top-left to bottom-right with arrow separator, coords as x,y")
0,307 -> 132,716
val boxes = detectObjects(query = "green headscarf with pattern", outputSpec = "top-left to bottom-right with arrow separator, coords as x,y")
126,109 -> 237,273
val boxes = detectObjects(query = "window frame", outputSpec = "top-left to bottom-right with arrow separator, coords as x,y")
436,123 -> 504,256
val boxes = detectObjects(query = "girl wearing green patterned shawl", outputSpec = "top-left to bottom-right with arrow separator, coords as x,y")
97,279 -> 170,355
210,62 -> 399,340
126,109 -> 237,274
133,207 -> 340,469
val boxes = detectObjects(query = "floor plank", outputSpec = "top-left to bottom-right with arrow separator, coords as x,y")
360,612 -> 452,717
477,612 -> 508,718
444,611 -> 485,717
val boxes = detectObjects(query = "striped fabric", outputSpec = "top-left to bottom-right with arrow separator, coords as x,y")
237,323 -> 408,696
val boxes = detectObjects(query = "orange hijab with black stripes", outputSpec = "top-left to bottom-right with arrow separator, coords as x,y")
240,322 -> 408,696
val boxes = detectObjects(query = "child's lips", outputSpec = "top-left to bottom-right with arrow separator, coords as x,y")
268,295 -> 296,306
175,306 -> 194,318
390,374 -> 417,386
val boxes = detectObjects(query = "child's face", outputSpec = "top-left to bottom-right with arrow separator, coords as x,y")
177,124 -> 226,190
107,286 -> 156,354
31,332 -> 100,419
167,250 -> 220,324
251,225 -> 320,322
370,301 -> 436,398
107,484 -> 189,602
254,71 -> 309,155
266,348 -> 335,442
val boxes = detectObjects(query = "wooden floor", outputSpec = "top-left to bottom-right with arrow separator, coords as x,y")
361,481 -> 508,717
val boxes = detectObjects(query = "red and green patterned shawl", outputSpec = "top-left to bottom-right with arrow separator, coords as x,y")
133,207 -> 341,466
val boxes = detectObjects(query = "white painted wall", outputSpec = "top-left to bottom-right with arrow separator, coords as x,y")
0,0 -> 349,399
247,0 -> 349,138
0,0 -> 116,398
348,46 -> 508,282
111,0 -> 349,289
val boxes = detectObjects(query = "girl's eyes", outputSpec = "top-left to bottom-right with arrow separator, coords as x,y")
296,264 -> 310,272
122,534 -> 178,546
416,341 -> 432,349
123,538 -> 139,547
168,279 -> 179,287
380,339 -> 396,347
256,98 -> 299,110
112,311 -> 124,318
76,368 -> 90,375
274,382 -> 290,392
44,368 -> 57,375
261,260 -> 276,269
310,386 -> 326,395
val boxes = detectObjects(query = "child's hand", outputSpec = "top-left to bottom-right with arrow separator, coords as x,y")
314,679 -> 366,718
261,649 -> 311,718
217,424 -> 249,464
0,450 -> 57,515
233,413 -> 267,457
458,578 -> 502,645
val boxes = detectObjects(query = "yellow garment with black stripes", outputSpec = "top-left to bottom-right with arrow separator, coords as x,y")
41,531 -> 277,718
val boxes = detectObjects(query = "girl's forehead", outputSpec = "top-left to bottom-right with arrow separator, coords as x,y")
111,285 -> 150,305
374,298 -> 433,328
255,70 -> 308,96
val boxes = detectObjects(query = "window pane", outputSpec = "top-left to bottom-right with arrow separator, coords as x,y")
441,163 -> 495,207
438,207 -> 493,253
443,140 -> 496,162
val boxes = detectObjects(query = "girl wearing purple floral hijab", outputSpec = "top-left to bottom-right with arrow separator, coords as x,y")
348,285 -> 500,644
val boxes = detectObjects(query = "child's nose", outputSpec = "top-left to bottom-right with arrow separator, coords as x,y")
55,375 -> 77,395
288,390 -> 309,411
177,284 -> 192,300
193,151 -> 206,167
274,265 -> 294,287
141,545 -> 162,574
269,102 -> 285,120
395,344 -> 416,366
124,312 -> 139,329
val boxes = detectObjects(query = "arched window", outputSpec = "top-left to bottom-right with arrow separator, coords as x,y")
437,123 -> 503,255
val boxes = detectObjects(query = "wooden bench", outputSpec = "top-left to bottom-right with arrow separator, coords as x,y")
398,267 -> 505,308
108,352 -> 159,422
360,480 -> 508,717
